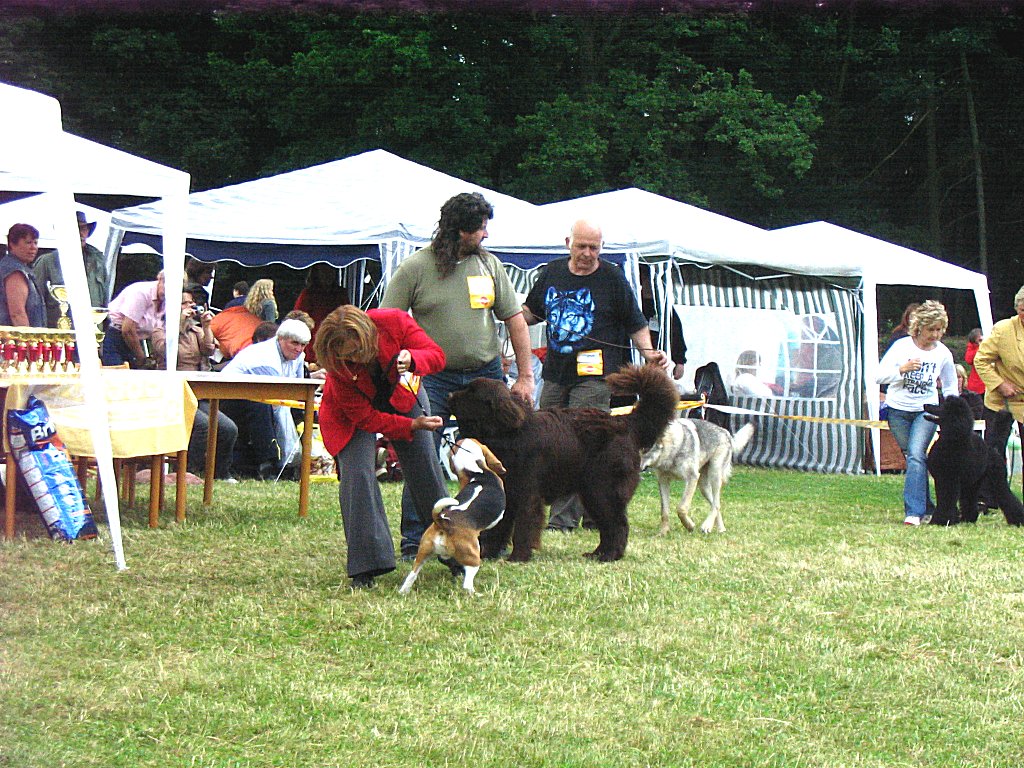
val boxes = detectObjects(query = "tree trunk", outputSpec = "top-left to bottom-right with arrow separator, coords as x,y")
961,49 -> 988,274
925,82 -> 942,257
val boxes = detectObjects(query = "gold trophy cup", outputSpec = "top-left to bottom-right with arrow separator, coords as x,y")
47,283 -> 72,330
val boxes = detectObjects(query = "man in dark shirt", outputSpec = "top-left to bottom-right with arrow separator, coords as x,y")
523,219 -> 666,532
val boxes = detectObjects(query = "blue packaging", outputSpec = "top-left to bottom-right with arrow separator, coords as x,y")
7,395 -> 98,541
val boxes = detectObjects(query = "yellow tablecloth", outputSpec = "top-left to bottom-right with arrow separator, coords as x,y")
3,370 -> 197,457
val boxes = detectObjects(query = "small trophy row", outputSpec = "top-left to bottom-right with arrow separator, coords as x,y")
0,327 -> 80,377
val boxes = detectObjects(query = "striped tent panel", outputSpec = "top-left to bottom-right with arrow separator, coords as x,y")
647,259 -> 864,474
505,265 -> 541,297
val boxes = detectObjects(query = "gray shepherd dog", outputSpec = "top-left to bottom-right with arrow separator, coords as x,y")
640,418 -> 755,535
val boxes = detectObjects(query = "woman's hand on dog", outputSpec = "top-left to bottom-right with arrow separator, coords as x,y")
411,415 -> 444,432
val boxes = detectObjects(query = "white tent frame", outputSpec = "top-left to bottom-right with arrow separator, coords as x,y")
1,81 -> 190,569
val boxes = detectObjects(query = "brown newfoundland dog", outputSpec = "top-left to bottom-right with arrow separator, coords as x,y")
448,364 -> 679,562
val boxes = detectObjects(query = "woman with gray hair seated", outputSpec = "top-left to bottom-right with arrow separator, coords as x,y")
220,319 -> 312,479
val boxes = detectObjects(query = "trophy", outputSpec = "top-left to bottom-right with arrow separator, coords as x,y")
92,307 -> 108,343
47,283 -> 72,330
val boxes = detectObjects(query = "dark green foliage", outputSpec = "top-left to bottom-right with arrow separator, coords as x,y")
2,3 -> 1023,311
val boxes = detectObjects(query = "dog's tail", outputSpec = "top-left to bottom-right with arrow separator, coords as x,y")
731,423 -> 755,457
431,498 -> 460,533
607,363 -> 680,451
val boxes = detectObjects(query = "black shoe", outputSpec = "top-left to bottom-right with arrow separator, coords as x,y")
400,551 -> 417,563
546,525 -> 575,533
257,461 -> 278,481
350,573 -> 376,589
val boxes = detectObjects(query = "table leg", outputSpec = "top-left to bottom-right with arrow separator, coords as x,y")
149,455 -> 161,528
175,450 -> 187,523
5,451 -> 16,541
203,399 -> 218,506
299,388 -> 315,518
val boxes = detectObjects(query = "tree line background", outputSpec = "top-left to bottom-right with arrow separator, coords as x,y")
2,0 -> 1022,330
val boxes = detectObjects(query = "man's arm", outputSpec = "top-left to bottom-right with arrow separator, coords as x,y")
504,311 -> 536,403
120,316 -> 147,363
630,326 -> 667,367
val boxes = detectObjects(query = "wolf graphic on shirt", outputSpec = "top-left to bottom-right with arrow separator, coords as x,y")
545,286 -> 595,354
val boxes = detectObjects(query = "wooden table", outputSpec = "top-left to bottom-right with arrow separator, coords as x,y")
185,373 -> 322,517
3,371 -> 195,539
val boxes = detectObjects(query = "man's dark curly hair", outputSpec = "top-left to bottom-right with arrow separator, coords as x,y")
431,192 -> 494,278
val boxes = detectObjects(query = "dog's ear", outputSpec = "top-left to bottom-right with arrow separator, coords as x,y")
479,443 -> 507,476
479,383 -> 527,430
493,395 -> 527,430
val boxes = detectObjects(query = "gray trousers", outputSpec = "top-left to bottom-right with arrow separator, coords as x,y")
335,392 -> 447,579
540,378 -> 610,530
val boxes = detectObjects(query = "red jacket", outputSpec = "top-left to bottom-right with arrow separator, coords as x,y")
319,308 -> 445,456
965,341 -> 986,395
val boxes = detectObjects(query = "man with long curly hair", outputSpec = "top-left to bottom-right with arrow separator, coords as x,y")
381,192 -> 536,557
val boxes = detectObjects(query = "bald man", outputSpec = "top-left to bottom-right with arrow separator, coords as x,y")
523,219 -> 666,532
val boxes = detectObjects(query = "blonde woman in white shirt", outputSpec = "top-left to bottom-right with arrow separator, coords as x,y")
876,300 -> 957,525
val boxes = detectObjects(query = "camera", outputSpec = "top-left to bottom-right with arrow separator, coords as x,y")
192,304 -> 206,320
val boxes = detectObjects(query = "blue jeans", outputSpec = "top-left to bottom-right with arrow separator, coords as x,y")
886,407 -> 937,520
399,357 -> 504,554
100,326 -> 135,366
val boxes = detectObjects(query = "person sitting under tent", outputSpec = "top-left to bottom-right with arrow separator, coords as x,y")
224,280 -> 249,309
210,294 -> 263,360
151,287 -> 238,482
184,256 -> 215,308
219,319 -> 310,480
32,210 -> 111,327
100,271 -> 165,368
245,278 -> 278,322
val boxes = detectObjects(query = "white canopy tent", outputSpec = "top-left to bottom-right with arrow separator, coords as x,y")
541,186 -> 771,266
766,220 -> 993,471
1,81 -> 191,569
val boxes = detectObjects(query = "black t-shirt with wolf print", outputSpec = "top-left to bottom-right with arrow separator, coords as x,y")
525,257 -> 647,386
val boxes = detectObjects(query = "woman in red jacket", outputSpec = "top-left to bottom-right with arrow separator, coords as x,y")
316,305 -> 448,589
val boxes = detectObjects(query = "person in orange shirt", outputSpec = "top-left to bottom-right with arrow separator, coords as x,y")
210,302 -> 261,359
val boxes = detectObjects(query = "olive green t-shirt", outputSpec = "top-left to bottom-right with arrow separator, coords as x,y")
380,246 -> 521,370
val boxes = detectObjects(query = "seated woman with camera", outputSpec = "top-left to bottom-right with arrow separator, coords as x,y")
151,288 -> 239,482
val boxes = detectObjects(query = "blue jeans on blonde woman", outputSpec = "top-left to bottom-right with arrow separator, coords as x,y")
886,406 -> 937,522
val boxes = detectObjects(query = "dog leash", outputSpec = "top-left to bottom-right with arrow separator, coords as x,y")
440,431 -> 476,457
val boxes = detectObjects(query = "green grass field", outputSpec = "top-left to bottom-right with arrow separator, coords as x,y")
2,469 -> 1023,767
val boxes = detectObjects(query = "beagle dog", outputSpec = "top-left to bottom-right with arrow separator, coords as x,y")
399,438 -> 506,595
